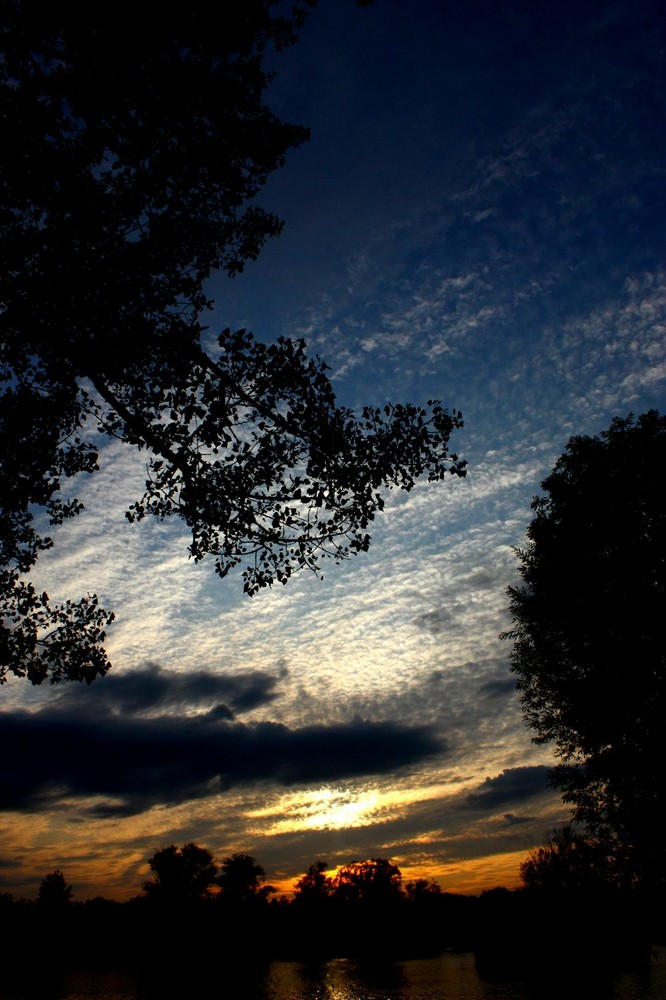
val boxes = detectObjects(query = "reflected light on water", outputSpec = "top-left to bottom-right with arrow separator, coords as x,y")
262,953 -> 666,1000
6,951 -> 666,999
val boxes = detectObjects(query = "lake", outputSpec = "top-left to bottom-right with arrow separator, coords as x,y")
3,950 -> 666,1000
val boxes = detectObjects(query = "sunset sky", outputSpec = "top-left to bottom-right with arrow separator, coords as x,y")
1,0 -> 664,901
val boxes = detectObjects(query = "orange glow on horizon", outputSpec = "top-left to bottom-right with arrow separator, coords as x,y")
271,850 -> 524,901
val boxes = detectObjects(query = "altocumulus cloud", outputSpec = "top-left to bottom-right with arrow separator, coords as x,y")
0,666 -> 445,818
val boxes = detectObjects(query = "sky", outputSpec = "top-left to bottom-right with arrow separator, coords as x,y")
1,0 -> 664,901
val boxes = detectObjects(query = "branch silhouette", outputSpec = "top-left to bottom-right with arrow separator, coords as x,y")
1,2 -> 465,684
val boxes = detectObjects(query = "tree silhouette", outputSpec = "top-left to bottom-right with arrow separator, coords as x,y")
404,877 -> 442,903
504,411 -> 666,887
1,1 -> 466,685
216,852 -> 272,904
143,843 -> 218,904
37,869 -> 73,908
293,859 -> 333,903
333,858 -> 403,906
520,827 -> 614,893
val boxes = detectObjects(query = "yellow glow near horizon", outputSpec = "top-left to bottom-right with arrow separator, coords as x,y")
245,782 -> 456,835
434,850 -> 526,895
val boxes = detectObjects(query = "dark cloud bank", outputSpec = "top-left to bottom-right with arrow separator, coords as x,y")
49,661 -> 288,718
465,766 -> 552,810
0,666 -> 445,817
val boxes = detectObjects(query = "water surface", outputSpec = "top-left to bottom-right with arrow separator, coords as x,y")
3,952 -> 666,1000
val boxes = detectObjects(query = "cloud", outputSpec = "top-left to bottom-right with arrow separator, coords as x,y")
227,766 -> 565,880
0,705 -> 445,818
478,678 -> 517,699
50,662 -> 288,719
502,812 -> 534,826
465,766 -> 552,810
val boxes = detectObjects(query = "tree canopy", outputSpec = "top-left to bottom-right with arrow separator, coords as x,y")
333,858 -> 403,906
37,869 -> 73,907
143,843 -> 218,904
504,411 -> 666,887
216,852 -> 272,903
293,859 -> 332,903
0,1 -> 466,685
519,827 -> 613,894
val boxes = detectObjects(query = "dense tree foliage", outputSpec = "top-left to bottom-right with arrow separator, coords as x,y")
293,859 -> 332,903
0,0 -> 466,685
519,827 -> 613,893
37,869 -> 73,907
216,852 -> 272,903
333,857 -> 403,906
404,877 -> 443,903
504,411 -> 666,887
143,843 -> 218,904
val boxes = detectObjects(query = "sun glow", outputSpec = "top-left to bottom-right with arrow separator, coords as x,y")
245,782 -> 455,835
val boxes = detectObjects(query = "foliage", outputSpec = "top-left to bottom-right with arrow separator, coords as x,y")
143,843 -> 218,904
217,852 -> 272,903
504,411 -> 666,886
0,0 -> 466,685
293,859 -> 333,902
333,858 -> 403,906
37,869 -> 73,907
404,877 -> 442,902
520,827 -> 614,893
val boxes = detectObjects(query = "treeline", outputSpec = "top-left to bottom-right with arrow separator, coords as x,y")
1,845 -> 663,982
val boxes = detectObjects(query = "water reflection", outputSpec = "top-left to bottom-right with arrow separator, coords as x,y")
2,952 -> 666,1000
260,952 -> 666,1000
264,957 -> 410,999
